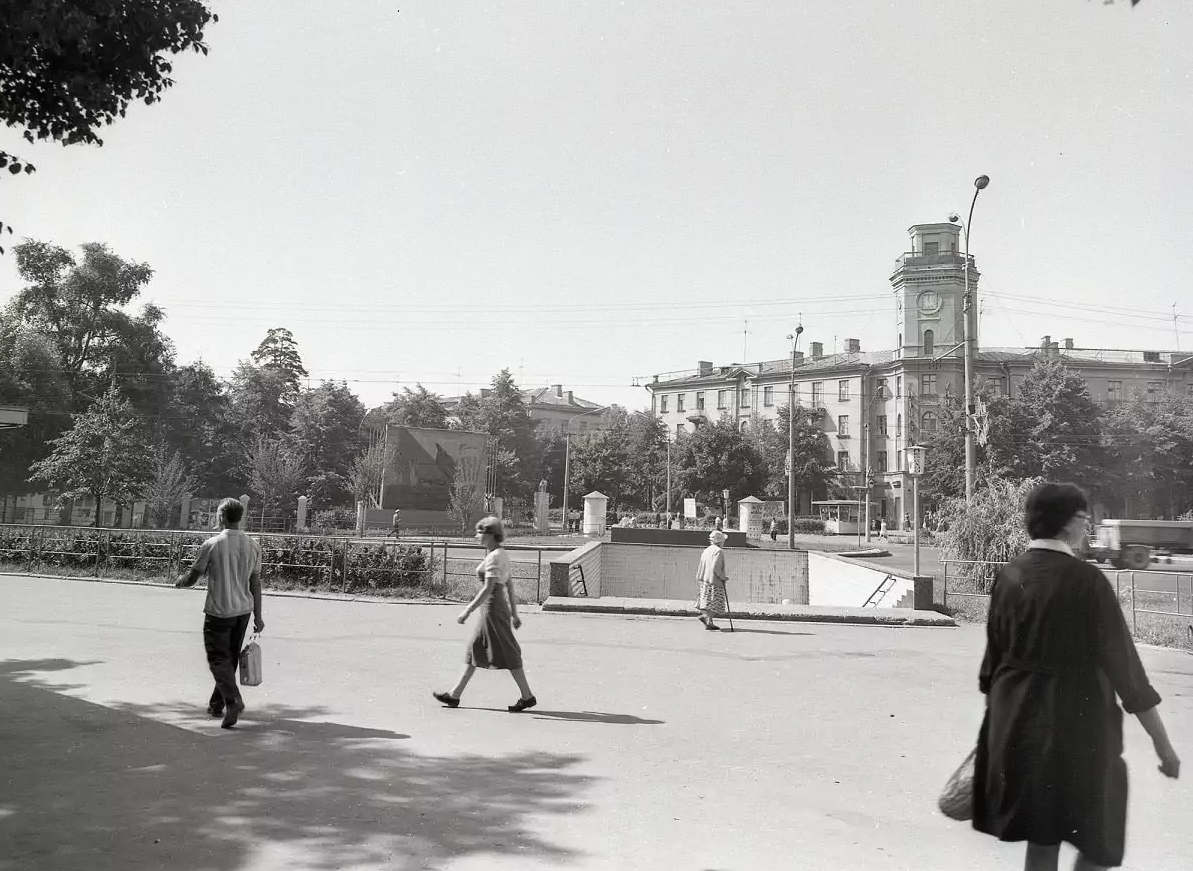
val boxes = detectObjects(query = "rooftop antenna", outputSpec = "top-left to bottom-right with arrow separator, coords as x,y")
743,319 -> 750,361
1174,304 -> 1181,352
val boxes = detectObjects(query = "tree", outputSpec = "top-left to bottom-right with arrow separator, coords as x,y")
773,404 -> 839,510
0,312 -> 69,505
347,442 -> 388,508
164,361 -> 241,496
570,408 -> 633,510
532,428 -> 569,505
290,381 -> 366,508
1102,391 -> 1193,519
462,370 -> 538,499
27,386 -> 151,526
937,476 -> 1042,598
247,437 -> 306,529
373,384 -> 448,430
1,2 -> 218,245
229,328 -> 309,445
251,328 -> 308,398
447,452 -> 487,536
9,241 -> 175,412
676,416 -> 767,515
141,444 -> 197,528
624,412 -> 668,511
985,358 -> 1106,496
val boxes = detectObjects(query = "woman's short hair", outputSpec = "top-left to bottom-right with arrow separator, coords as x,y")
218,497 -> 245,525
1025,482 -> 1089,540
476,515 -> 505,543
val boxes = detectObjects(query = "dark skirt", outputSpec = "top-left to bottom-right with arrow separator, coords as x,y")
465,584 -> 523,670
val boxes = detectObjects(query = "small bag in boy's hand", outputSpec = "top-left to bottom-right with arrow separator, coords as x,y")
239,634 -> 263,687
938,745 -> 977,821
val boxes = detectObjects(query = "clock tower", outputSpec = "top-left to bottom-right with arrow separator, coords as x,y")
889,222 -> 976,360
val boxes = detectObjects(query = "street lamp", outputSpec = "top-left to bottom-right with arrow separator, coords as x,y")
905,444 -> 927,577
785,325 -> 804,550
561,405 -> 608,534
949,173 -> 990,504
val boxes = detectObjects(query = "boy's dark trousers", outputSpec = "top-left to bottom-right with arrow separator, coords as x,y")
204,613 -> 251,710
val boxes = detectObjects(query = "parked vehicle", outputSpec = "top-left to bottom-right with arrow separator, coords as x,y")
1093,519 -> 1193,569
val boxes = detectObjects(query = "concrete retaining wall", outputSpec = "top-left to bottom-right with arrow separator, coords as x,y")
548,540 -> 603,597
807,552 -> 914,608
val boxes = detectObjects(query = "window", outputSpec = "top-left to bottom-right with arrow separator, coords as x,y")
921,374 -> 938,398
696,391 -> 705,410
763,386 -> 774,406
923,330 -> 934,356
717,390 -> 729,410
838,380 -> 850,401
922,411 -> 938,433
923,241 -> 939,255
651,394 -> 657,413
837,415 -> 850,437
877,451 -> 888,473
1187,383 -> 1193,397
897,414 -> 903,436
811,382 -> 824,406
676,393 -> 685,412
740,420 -> 748,432
837,451 -> 850,470
676,423 -> 684,438
991,377 -> 1006,397
739,388 -> 750,408
660,395 -> 669,413
877,415 -> 888,436
877,378 -> 888,400
1147,381 -> 1163,403
896,376 -> 902,398
1107,380 -> 1123,403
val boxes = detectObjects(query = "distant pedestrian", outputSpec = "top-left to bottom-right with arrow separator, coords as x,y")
390,509 -> 401,539
175,497 -> 265,729
769,518 -> 778,541
694,530 -> 730,631
433,516 -> 537,712
971,482 -> 1180,870
879,518 -> 888,540
715,516 -> 723,531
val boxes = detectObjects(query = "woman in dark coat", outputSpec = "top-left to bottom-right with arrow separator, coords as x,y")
973,483 -> 1180,870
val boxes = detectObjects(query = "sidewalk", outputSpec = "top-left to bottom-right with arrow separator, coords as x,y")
540,595 -> 956,626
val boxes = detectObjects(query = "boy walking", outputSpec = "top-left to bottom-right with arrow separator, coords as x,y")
176,497 -> 265,728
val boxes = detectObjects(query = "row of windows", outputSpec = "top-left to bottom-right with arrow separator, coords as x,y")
656,380 -> 858,414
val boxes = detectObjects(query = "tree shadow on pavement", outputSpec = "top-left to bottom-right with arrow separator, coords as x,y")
0,659 -> 596,871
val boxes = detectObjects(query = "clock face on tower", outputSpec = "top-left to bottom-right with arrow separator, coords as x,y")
917,290 -> 942,315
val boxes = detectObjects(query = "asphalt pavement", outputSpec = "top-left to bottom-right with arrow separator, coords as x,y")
2,574 -> 1191,871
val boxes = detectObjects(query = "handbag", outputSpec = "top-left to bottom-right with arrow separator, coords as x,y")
938,745 -> 977,821
239,633 -> 263,687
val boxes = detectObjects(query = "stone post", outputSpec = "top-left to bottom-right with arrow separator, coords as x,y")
583,491 -> 608,537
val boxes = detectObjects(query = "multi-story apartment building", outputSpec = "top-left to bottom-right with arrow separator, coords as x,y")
646,223 -> 1193,528
442,384 -> 603,433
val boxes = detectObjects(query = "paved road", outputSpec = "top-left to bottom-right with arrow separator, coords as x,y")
2,575 -> 1191,871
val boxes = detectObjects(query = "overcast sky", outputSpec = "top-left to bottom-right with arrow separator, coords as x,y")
2,0 -> 1189,412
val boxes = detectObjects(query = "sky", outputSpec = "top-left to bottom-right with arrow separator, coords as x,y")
2,0 -> 1190,413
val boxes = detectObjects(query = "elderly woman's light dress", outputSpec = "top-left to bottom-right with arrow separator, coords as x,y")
695,529 -> 729,630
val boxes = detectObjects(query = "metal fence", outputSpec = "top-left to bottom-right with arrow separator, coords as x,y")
0,524 -> 564,604
942,559 -> 1193,640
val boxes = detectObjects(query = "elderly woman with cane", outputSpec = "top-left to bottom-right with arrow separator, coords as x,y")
695,529 -> 730,631
971,482 -> 1179,870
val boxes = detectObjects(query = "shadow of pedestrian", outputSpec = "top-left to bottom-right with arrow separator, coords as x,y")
0,659 -> 596,871
723,627 -> 815,636
468,707 -> 664,725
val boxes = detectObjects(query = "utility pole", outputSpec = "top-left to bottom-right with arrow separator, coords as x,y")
786,324 -> 804,550
961,174 -> 990,504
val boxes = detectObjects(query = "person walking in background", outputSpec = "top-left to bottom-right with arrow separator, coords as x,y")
176,497 -> 265,729
769,518 -> 778,542
972,482 -> 1180,871
433,516 -> 537,712
390,508 -> 401,539
694,529 -> 730,631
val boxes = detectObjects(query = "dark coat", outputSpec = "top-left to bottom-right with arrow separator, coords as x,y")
972,548 -> 1161,867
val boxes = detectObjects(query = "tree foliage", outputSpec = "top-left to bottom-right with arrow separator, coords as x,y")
27,386 -> 150,525
675,416 -> 767,513
289,380 -> 365,509
141,444 -> 197,528
0,312 -> 69,496
247,436 -> 306,525
447,452 -> 487,535
347,441 -> 387,508
372,384 -> 448,430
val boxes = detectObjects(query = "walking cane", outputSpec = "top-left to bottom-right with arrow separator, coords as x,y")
723,582 -> 735,633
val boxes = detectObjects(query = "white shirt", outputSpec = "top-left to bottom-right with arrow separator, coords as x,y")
1027,538 -> 1074,557
477,548 -> 512,586
192,529 -> 261,617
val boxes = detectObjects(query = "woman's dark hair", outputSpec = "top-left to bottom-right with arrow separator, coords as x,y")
1024,483 -> 1089,540
476,515 -> 505,543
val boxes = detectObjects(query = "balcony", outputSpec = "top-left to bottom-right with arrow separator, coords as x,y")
893,251 -> 974,269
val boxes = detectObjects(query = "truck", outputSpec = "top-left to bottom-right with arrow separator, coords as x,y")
1091,519 -> 1193,570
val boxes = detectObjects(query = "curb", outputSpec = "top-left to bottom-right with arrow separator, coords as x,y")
540,597 -> 956,627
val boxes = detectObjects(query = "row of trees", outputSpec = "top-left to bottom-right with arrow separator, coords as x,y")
926,358 -> 1193,565
0,239 -> 843,526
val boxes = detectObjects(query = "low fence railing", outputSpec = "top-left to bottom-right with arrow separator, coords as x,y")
0,524 -> 567,604
942,559 -> 1193,645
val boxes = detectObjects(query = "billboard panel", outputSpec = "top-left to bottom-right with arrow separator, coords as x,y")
380,426 -> 488,511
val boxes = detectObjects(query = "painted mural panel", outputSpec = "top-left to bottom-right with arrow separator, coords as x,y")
380,426 -> 487,511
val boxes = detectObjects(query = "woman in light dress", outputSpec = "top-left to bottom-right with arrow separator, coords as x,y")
695,529 -> 730,630
433,516 -> 537,712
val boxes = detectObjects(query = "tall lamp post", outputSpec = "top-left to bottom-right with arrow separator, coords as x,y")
561,405 -> 608,533
786,325 -> 804,550
951,174 -> 990,504
905,444 -> 927,577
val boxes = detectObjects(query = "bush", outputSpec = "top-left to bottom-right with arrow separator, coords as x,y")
312,507 -> 358,531
937,476 -> 1040,596
767,517 -> 826,536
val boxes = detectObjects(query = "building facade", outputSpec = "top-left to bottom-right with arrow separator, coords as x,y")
646,223 -> 1193,529
443,384 -> 603,433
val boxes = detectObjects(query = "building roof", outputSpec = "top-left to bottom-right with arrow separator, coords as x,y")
523,386 -> 602,411
651,351 -> 898,389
